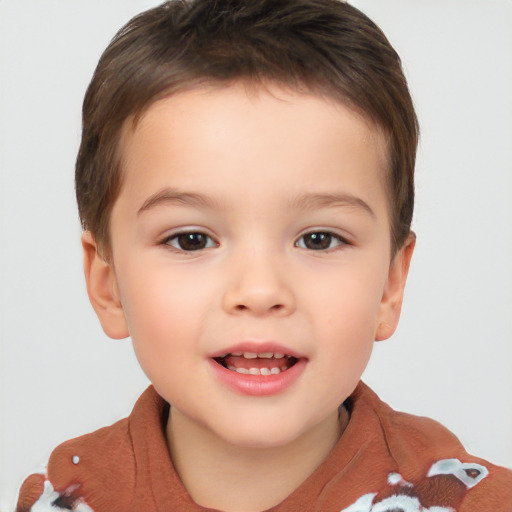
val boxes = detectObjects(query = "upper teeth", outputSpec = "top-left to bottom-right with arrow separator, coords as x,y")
229,352 -> 287,359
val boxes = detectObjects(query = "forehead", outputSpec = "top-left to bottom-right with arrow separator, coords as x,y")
116,83 -> 389,211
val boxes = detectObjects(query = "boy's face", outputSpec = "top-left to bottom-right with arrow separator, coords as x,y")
84,83 -> 413,448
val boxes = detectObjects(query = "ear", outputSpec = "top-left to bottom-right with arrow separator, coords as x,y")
81,231 -> 129,340
375,233 -> 415,341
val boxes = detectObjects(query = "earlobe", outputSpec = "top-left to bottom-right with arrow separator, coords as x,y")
81,232 -> 129,340
375,233 -> 415,341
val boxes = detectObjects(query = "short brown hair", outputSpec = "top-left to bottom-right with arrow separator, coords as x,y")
75,0 -> 419,256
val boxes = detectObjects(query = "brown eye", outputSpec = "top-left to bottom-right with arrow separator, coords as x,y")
296,232 -> 345,251
166,232 -> 215,251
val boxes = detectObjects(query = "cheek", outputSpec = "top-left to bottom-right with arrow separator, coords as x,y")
304,259 -> 388,367
116,261 -> 210,365
305,258 -> 387,324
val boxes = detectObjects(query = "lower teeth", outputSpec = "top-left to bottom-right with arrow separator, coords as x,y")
227,366 -> 282,375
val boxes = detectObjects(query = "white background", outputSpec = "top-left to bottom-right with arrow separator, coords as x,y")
1,1 -> 511,510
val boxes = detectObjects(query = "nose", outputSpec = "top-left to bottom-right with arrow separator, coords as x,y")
222,248 -> 295,317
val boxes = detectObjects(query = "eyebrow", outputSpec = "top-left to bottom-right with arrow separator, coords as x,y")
288,192 -> 375,217
138,188 -> 374,217
138,188 -> 222,215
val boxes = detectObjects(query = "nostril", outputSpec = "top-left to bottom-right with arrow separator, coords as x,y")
223,285 -> 294,316
234,303 -> 284,312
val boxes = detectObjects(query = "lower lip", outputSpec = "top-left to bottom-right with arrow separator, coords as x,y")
209,358 -> 307,396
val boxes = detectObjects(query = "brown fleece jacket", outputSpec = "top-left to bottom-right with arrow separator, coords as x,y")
16,383 -> 512,512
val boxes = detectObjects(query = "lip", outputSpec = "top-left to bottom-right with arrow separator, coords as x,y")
208,341 -> 307,397
209,357 -> 306,396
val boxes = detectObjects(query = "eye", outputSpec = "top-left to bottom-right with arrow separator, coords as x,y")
164,231 -> 217,251
296,231 -> 348,251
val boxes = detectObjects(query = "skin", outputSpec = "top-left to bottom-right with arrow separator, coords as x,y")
82,83 -> 414,512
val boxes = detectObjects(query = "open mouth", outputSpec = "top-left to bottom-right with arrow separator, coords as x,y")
214,351 -> 299,376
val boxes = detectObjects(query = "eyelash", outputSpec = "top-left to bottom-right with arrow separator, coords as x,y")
295,231 -> 350,251
162,231 -> 217,252
161,230 -> 350,253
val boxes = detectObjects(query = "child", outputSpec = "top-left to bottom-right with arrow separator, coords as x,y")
13,0 -> 512,511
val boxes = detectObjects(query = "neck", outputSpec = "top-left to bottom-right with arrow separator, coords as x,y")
166,407 -> 348,512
